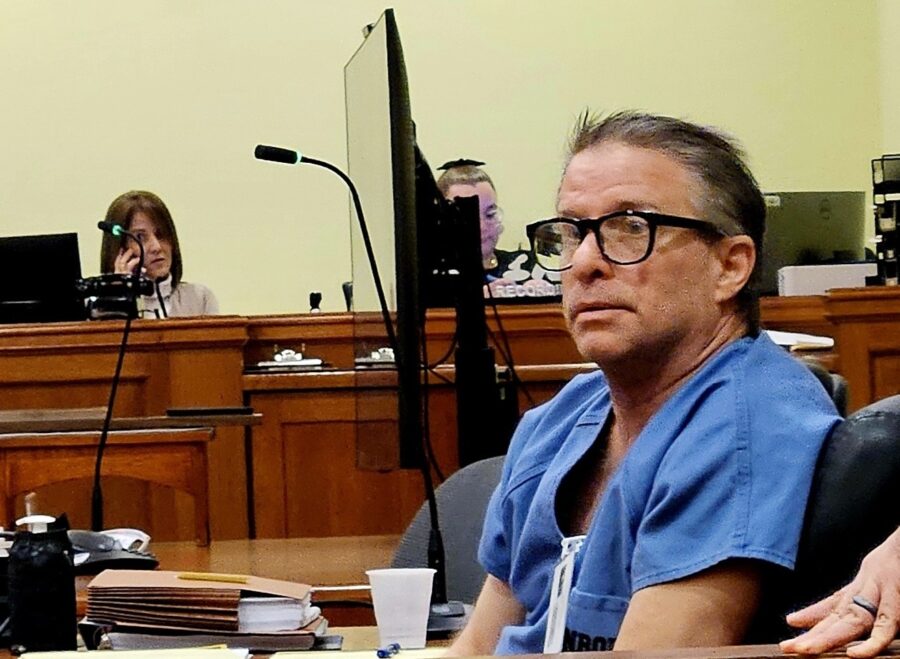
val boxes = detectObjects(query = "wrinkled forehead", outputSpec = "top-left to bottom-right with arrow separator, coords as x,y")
558,143 -> 706,219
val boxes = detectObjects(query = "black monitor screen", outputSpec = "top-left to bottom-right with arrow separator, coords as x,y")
0,232 -> 86,324
345,9 -> 424,469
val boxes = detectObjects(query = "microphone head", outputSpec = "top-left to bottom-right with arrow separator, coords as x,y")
254,144 -> 300,165
97,221 -> 125,237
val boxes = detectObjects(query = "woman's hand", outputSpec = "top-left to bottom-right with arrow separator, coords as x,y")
113,246 -> 142,275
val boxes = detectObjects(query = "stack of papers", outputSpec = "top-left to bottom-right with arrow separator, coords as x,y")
764,329 -> 834,350
83,570 -> 327,652
25,649 -> 247,659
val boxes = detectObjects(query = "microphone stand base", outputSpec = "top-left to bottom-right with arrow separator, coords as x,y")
427,600 -> 468,636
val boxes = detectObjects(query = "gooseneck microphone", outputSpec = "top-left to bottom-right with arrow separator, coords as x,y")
97,221 -> 147,274
256,144 -> 458,621
253,145 -> 300,165
254,144 -> 398,353
91,221 -> 146,531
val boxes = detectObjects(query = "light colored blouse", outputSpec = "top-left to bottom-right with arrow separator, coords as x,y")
139,276 -> 219,319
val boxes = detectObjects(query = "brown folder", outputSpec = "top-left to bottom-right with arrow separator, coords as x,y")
87,570 -> 314,634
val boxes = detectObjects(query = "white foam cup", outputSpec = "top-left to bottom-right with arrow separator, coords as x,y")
366,567 -> 436,649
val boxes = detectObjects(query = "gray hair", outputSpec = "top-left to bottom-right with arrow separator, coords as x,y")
565,110 -> 766,334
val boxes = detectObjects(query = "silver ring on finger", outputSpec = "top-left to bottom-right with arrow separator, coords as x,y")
851,595 -> 878,618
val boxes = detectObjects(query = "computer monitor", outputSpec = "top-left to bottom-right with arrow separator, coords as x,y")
759,191 -> 867,295
0,232 -> 87,324
345,8 -> 427,470
345,9 -> 506,471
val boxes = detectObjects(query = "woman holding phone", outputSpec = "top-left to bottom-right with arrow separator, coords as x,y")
100,190 -> 218,318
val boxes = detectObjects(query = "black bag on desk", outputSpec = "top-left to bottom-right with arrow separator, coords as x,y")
7,522 -> 77,651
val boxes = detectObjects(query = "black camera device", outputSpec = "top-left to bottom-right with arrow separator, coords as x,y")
76,274 -> 154,320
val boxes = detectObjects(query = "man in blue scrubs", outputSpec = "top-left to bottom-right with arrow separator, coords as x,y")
447,111 -> 841,655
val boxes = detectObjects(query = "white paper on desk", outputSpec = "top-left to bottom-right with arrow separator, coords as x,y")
310,584 -> 371,592
275,649 -> 446,659
24,648 -> 246,658
764,329 -> 834,349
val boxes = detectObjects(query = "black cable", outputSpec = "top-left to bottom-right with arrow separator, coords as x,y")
428,328 -> 458,370
154,279 -> 169,318
418,314 -> 445,483
299,156 -> 398,356
91,314 -> 133,531
298,154 -> 440,482
255,146 -> 448,606
91,235 -> 145,531
426,367 -> 453,386
487,305 -> 535,409
485,282 -> 535,408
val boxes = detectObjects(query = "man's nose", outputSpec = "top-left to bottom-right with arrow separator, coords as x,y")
568,231 -> 611,279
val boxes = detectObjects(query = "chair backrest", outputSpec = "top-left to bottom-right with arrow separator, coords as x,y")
799,356 -> 849,417
750,394 -> 900,640
391,456 -> 505,604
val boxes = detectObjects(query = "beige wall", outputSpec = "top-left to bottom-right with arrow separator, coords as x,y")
879,0 -> 900,153
0,0 -> 884,314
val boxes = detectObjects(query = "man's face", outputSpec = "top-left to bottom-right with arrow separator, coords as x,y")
445,181 -> 503,261
558,142 -> 727,366
128,211 -> 173,281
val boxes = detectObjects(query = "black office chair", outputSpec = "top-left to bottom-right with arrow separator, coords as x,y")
800,356 -> 849,417
751,394 -> 900,641
392,456 -> 505,605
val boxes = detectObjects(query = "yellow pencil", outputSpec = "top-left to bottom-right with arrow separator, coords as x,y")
177,572 -> 249,584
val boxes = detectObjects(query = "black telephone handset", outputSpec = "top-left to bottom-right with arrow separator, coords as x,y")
68,529 -> 158,575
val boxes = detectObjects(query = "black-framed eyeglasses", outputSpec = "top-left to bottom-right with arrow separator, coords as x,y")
526,210 -> 724,271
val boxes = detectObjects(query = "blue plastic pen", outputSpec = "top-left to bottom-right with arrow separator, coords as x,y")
376,642 -> 401,658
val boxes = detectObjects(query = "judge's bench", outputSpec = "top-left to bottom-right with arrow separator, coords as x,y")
0,287 -> 898,542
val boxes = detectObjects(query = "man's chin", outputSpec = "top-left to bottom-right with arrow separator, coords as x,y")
573,337 -> 630,366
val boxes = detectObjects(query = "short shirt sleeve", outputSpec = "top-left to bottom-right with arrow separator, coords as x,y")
477,408 -> 541,582
627,360 -> 837,591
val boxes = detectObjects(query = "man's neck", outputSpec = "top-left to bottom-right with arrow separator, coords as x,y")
604,315 -> 748,448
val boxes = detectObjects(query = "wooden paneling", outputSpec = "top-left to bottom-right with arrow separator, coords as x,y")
246,377 -> 443,539
0,318 -> 249,539
825,287 -> 900,412
244,361 -> 591,539
3,292 -> 898,541
759,295 -> 834,337
0,429 -> 210,543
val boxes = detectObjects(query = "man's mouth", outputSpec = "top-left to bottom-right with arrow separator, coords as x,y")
572,301 -> 628,315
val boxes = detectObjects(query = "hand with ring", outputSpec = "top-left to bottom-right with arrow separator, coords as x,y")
780,526 -> 900,657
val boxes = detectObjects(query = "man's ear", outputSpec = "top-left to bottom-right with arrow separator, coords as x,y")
713,235 -> 755,303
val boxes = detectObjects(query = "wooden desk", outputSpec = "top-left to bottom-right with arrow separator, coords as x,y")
579,643 -> 900,659
152,535 -> 397,584
1,632 -> 897,657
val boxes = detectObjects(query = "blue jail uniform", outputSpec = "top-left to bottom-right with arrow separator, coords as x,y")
478,333 -> 841,654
